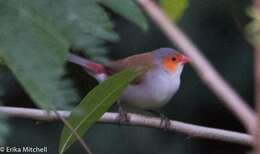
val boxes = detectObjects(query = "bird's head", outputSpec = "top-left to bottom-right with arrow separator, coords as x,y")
153,48 -> 189,75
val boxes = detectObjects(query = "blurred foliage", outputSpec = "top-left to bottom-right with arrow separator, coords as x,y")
0,67 -> 5,98
60,69 -> 139,153
160,0 -> 189,21
0,0 -> 147,149
0,113 -> 9,145
0,84 -> 3,99
0,58 -> 4,66
0,90 -> 3,99
0,68 -> 9,145
0,1 -> 75,110
99,0 -> 148,31
0,0 -> 146,110
246,7 -> 260,45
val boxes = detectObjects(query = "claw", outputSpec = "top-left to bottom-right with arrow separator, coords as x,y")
159,113 -> 171,131
116,102 -> 129,124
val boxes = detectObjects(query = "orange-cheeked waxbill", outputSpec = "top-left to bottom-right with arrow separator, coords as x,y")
68,48 -> 189,109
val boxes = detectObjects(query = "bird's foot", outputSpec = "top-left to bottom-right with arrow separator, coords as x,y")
159,113 -> 171,131
117,105 -> 129,124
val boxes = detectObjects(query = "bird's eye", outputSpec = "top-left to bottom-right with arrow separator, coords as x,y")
171,57 -> 177,61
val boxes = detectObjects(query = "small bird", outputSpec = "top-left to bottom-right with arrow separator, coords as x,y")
68,48 -> 189,109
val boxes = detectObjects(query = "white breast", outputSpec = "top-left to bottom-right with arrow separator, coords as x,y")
120,67 -> 182,109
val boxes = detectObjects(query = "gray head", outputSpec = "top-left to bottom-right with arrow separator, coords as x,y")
153,48 -> 179,59
152,47 -> 189,74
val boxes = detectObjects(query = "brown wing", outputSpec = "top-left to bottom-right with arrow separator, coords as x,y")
105,52 -> 155,84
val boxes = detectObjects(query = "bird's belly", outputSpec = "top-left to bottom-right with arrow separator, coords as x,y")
120,72 -> 180,109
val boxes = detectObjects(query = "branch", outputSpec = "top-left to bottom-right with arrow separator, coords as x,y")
253,1 -> 260,153
254,46 -> 260,154
136,0 -> 256,134
0,106 -> 253,146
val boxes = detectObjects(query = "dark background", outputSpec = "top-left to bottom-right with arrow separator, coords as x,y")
1,0 -> 254,153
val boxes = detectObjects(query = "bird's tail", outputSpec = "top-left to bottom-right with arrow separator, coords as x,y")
68,53 -> 107,81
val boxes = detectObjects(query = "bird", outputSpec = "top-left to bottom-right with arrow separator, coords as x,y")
68,48 -> 189,125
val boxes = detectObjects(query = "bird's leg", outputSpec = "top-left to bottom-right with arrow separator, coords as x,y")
116,100 -> 129,124
159,113 -> 171,131
147,110 -> 171,131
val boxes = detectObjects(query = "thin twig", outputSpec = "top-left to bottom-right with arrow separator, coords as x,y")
136,0 -> 256,134
0,106 -> 253,146
53,111 -> 92,154
254,46 -> 260,154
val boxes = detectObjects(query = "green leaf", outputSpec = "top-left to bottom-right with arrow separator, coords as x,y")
160,0 -> 188,21
99,0 -> 148,31
28,0 -> 119,57
0,0 -> 120,109
19,0 -> 117,59
0,1 -> 75,109
59,69 -> 140,153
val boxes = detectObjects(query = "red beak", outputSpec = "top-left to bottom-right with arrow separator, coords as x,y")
179,54 -> 190,64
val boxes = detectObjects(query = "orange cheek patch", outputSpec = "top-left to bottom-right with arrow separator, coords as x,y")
162,57 -> 177,72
